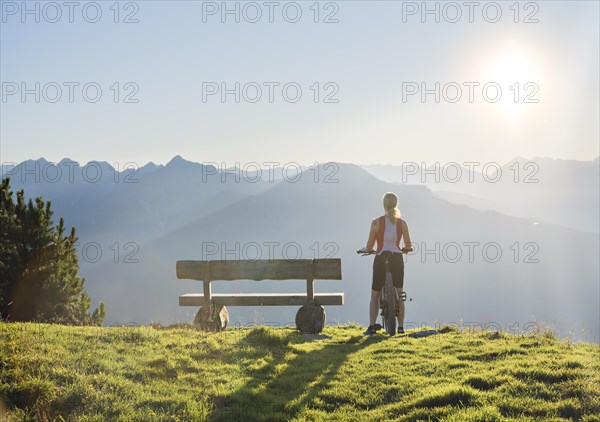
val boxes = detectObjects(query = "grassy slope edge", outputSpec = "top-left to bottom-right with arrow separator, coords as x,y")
0,323 -> 599,421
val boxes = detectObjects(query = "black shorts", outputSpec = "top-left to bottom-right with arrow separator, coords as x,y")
372,252 -> 404,291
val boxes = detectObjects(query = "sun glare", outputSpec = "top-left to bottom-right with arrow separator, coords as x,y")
484,50 -> 540,125
488,52 -> 536,84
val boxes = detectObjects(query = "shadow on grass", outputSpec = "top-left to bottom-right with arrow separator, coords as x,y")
209,328 -> 385,421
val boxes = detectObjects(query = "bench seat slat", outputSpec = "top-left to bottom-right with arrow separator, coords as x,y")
179,293 -> 344,307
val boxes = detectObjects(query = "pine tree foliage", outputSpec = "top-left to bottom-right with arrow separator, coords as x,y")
0,178 -> 105,325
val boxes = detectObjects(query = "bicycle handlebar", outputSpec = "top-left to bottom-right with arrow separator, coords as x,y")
356,248 -> 376,256
356,247 -> 413,255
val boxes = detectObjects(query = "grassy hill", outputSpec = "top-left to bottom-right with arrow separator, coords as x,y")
0,323 -> 598,421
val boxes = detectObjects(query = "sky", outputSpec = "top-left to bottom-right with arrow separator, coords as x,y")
1,0 -> 599,167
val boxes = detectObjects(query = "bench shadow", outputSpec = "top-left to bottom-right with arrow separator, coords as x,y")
209,328 -> 385,421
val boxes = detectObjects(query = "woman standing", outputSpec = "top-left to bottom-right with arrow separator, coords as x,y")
362,192 -> 412,335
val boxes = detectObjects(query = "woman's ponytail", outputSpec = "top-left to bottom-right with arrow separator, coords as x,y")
383,192 -> 400,223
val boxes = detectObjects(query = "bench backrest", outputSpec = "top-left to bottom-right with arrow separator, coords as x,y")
176,258 -> 342,305
176,259 -> 342,281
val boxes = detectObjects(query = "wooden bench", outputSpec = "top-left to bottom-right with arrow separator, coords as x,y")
176,258 -> 343,333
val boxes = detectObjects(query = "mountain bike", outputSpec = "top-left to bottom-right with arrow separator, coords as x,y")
357,248 -> 410,335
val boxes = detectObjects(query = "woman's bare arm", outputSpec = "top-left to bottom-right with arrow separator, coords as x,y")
365,219 -> 378,252
402,219 -> 412,250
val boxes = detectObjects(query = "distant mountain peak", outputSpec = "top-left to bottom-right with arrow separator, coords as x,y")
140,161 -> 158,169
58,157 -> 80,166
84,160 -> 116,172
23,157 -> 50,165
166,155 -> 193,167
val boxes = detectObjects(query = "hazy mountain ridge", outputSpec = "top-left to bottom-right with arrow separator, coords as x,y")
2,157 -> 598,340
361,156 -> 600,233
1,156 -> 273,239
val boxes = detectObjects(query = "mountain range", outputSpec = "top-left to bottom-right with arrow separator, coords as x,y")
361,156 -> 600,233
2,156 -> 598,340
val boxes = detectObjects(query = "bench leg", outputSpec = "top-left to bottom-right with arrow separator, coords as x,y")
295,304 -> 326,334
193,305 -> 229,332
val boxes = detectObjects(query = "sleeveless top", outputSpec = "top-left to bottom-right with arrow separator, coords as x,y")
376,215 -> 403,255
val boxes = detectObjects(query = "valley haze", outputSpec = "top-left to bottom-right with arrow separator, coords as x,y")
1,156 -> 598,342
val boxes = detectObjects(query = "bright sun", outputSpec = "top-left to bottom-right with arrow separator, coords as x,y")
488,52 -> 536,84
485,50 -> 540,124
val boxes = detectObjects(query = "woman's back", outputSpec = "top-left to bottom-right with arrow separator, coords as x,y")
380,217 -> 402,254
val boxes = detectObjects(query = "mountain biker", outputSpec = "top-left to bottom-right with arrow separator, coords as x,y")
363,192 -> 413,335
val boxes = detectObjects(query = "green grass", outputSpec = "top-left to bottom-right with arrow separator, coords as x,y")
0,322 -> 598,421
